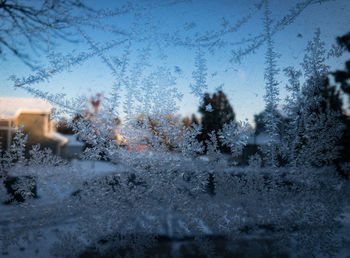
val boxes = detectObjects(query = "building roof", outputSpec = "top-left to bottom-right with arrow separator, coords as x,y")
46,131 -> 69,146
0,97 -> 52,120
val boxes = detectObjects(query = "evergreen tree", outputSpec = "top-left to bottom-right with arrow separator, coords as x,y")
332,31 -> 350,102
198,90 -> 235,153
331,31 -> 350,167
191,114 -> 199,125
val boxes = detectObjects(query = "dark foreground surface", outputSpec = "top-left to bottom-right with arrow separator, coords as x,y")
80,234 -> 291,258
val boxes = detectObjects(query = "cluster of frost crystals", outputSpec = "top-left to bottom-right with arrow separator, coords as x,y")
175,123 -> 204,158
0,108 -> 348,257
261,0 -> 282,167
1,1 -> 349,257
230,0 -> 335,63
218,120 -> 251,158
282,29 -> 344,167
190,48 -> 208,99
2,125 -> 27,168
248,153 -> 262,168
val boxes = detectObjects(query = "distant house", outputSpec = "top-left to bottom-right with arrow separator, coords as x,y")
63,134 -> 84,159
0,97 -> 68,155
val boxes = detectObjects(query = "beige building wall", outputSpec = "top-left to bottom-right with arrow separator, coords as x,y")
15,113 -> 49,141
13,113 -> 61,154
0,98 -> 67,156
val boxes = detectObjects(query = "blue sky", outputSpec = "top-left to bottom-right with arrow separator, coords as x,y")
0,0 -> 349,124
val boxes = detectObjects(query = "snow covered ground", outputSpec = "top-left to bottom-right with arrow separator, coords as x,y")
0,159 -> 130,257
1,159 -> 349,257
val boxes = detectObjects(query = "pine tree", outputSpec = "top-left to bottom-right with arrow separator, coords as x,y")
198,90 -> 235,153
333,32 -> 350,101
191,114 -> 199,125
331,31 -> 350,166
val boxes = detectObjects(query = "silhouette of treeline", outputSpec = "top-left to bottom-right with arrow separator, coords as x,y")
183,31 -> 350,169
332,31 -> 350,172
57,31 -> 350,170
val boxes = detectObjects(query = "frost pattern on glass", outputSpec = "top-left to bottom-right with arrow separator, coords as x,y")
0,1 -> 349,257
